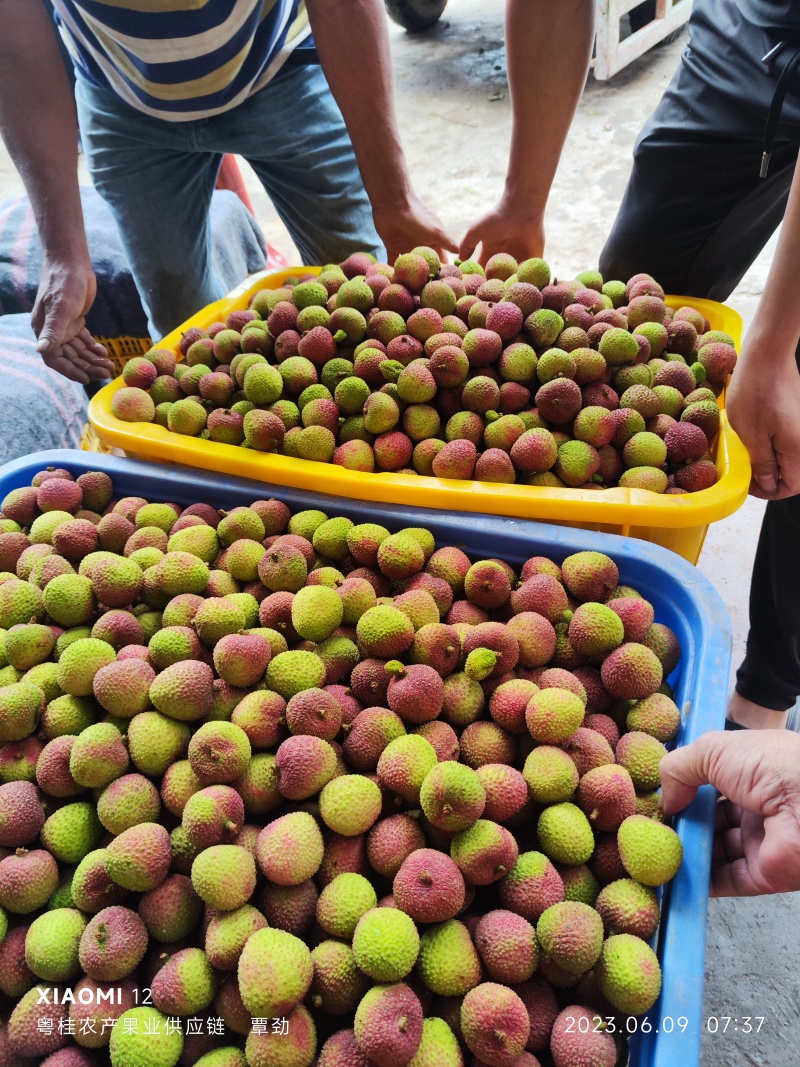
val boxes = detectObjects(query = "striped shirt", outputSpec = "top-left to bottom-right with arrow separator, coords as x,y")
52,0 -> 312,121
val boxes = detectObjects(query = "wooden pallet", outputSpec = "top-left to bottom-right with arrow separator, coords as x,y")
594,0 -> 692,80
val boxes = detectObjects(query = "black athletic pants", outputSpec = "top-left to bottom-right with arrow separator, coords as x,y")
600,0 -> 800,710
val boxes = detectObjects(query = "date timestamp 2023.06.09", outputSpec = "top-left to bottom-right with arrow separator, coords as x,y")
562,1015 -> 767,1036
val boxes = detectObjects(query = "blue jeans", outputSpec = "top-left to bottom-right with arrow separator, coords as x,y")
74,64 -> 383,339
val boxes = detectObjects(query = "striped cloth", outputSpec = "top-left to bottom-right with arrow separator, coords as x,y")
52,0 -> 312,121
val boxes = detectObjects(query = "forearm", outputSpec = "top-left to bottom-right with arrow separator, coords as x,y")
745,158 -> 800,367
0,0 -> 88,263
305,0 -> 411,207
504,0 -> 594,209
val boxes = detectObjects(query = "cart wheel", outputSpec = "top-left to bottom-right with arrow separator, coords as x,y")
385,0 -> 448,32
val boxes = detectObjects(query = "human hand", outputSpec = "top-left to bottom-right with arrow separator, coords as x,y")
659,730 -> 800,896
32,258 -> 115,384
372,192 -> 457,264
459,196 -> 545,266
726,333 -> 800,499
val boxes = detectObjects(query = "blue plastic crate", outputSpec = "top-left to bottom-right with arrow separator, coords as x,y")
0,450 -> 732,1067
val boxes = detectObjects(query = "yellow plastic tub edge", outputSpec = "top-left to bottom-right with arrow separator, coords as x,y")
88,267 -> 751,564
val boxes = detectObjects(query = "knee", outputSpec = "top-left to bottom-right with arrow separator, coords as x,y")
598,240 -> 633,287
599,214 -> 646,285
142,269 -> 223,339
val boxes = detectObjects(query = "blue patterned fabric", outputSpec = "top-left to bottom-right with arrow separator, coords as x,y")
0,316 -> 89,465
0,185 -> 268,339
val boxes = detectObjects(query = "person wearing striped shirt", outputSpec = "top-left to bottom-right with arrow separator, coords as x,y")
0,0 -> 454,383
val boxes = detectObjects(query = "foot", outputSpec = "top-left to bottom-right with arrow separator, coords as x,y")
727,690 -> 790,730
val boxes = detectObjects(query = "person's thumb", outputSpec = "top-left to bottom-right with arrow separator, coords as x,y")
749,444 -> 780,496
35,301 -> 69,358
458,227 -> 479,263
658,732 -> 727,815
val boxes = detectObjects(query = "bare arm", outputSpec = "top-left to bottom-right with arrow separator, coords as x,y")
305,0 -> 456,260
726,157 -> 800,498
0,0 -> 112,381
460,0 -> 595,263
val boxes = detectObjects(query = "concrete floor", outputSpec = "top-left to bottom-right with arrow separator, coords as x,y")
0,3 -> 798,1062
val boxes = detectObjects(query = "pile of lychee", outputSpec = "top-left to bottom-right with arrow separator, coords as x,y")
110,249 -> 736,494
0,465 -> 685,1067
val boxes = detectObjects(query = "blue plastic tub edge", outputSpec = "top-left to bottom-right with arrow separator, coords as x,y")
0,451 -> 732,1067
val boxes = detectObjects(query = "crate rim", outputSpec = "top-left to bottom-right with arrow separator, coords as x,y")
87,270 -> 751,535
0,447 -> 732,608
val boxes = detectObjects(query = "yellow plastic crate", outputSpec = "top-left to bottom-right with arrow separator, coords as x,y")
89,268 -> 750,563
95,335 -> 153,378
